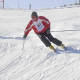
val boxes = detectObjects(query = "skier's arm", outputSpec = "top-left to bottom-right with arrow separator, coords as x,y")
40,16 -> 50,25
23,20 -> 33,39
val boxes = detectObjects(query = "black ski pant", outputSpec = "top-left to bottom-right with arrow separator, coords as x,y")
37,28 -> 62,47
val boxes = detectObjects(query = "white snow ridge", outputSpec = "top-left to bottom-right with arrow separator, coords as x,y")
0,7 -> 80,80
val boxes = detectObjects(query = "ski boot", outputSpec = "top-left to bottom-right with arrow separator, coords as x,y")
60,44 -> 67,50
49,45 -> 56,52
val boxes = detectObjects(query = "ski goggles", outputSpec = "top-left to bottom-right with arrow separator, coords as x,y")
31,16 -> 38,21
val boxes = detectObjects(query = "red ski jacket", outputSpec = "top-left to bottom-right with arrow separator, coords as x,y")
24,16 -> 50,36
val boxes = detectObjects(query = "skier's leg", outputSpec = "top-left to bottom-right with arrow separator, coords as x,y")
44,28 -> 62,46
45,28 -> 66,49
38,34 -> 51,47
47,33 -> 62,46
49,34 -> 66,49
37,34 -> 55,51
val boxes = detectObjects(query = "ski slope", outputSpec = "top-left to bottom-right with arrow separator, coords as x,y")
0,7 -> 80,80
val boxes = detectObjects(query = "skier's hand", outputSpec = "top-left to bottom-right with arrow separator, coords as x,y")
23,34 -> 27,39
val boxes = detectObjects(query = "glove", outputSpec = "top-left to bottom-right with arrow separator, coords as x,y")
23,34 -> 27,39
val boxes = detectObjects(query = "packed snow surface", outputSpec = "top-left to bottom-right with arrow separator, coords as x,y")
0,7 -> 80,80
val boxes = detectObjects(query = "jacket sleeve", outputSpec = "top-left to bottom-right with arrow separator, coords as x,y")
39,16 -> 50,25
24,20 -> 33,36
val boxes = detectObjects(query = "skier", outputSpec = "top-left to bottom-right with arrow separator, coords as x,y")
23,11 -> 65,51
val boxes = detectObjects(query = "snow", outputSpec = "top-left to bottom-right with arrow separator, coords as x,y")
0,7 -> 80,80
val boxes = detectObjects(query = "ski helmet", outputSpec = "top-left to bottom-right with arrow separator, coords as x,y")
31,11 -> 38,18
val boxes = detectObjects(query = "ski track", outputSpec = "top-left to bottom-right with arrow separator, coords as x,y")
0,7 -> 80,80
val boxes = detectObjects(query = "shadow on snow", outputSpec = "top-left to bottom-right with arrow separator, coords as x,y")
56,46 -> 80,55
0,36 -> 24,40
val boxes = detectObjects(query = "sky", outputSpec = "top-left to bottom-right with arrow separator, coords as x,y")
2,0 -> 78,9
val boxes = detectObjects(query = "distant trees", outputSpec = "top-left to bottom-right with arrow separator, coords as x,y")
79,0 -> 80,5
0,0 -> 4,8
75,0 -> 80,5
29,3 -> 31,10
